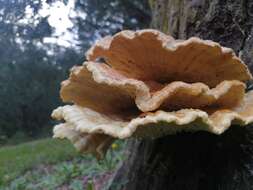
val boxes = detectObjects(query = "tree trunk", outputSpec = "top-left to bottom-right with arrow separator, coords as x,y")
108,1 -> 253,189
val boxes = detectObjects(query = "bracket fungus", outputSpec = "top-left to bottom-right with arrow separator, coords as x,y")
52,29 -> 253,159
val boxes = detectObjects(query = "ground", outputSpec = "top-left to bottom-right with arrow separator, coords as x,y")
0,138 -> 125,190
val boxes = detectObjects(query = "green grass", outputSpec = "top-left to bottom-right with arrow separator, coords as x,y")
0,138 -> 125,190
0,138 -> 78,184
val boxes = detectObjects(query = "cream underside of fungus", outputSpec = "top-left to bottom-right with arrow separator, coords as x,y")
52,29 -> 253,159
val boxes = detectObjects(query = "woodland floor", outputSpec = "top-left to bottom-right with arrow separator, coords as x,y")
0,138 -> 125,190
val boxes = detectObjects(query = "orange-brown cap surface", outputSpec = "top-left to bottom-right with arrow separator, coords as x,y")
52,29 -> 253,158
86,29 -> 252,87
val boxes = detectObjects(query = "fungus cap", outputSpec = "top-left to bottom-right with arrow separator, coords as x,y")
61,61 -> 246,113
52,29 -> 253,158
86,29 -> 252,87
53,90 -> 253,140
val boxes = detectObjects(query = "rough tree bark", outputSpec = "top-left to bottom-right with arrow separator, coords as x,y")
108,1 -> 253,190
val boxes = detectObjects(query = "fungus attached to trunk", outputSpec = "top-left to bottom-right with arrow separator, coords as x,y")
51,29 -> 253,159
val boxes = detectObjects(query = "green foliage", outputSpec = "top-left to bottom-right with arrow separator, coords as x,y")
75,0 -> 150,45
87,180 -> 95,190
69,179 -> 84,190
0,0 -> 151,141
0,138 -> 78,185
0,0 -> 149,188
0,139 -> 126,190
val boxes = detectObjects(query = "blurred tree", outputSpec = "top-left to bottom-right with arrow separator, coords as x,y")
0,0 -> 150,140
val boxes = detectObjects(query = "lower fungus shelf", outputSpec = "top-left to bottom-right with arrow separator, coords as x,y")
52,90 -> 253,158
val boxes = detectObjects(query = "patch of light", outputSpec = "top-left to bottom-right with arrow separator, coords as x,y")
18,5 -> 36,25
39,0 -> 75,36
38,0 -> 82,48
16,0 -> 85,49
43,37 -> 72,48
15,37 -> 25,52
